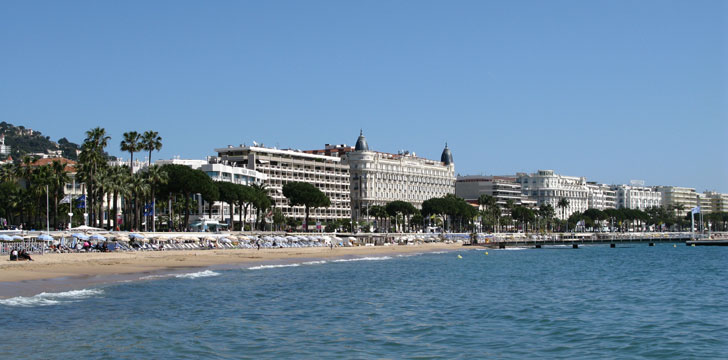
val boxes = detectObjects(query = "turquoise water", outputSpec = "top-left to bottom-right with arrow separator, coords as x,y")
1,245 -> 726,359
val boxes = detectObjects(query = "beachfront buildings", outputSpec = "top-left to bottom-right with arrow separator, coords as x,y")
155,157 -> 268,229
516,170 -> 591,219
613,183 -> 662,210
342,132 -> 456,222
215,145 -> 351,224
586,182 -> 617,210
655,186 -> 698,216
703,191 -> 728,213
455,175 -> 536,211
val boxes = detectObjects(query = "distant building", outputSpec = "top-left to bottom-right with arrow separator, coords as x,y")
586,182 -> 616,210
343,131 -> 456,222
0,135 -> 10,155
655,186 -> 697,216
703,191 -> 728,213
455,175 -> 536,212
612,184 -> 662,210
155,157 -> 268,226
216,145 -> 351,223
517,170 -> 590,219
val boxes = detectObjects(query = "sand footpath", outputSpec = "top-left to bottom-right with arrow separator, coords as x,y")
0,243 -> 464,283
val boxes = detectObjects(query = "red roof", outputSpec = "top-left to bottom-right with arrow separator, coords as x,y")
28,157 -> 77,172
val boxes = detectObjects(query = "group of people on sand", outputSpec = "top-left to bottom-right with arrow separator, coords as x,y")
9,248 -> 33,261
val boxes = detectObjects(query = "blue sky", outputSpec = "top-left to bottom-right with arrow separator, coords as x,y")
1,1 -> 726,192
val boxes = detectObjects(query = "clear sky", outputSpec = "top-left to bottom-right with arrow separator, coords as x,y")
1,1 -> 726,192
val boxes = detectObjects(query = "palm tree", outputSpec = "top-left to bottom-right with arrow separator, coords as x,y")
141,131 -> 163,167
557,198 -> 569,232
250,183 -> 271,230
79,127 -> 111,226
50,160 -> 70,229
143,165 -> 168,232
110,166 -> 130,231
129,173 -> 150,231
120,131 -> 141,175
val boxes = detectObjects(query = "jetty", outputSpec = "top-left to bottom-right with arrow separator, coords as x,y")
473,232 -> 727,249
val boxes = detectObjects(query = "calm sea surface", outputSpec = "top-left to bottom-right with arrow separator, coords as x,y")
1,244 -> 726,359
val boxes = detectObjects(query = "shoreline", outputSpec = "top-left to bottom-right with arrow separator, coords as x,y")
0,243 -> 464,298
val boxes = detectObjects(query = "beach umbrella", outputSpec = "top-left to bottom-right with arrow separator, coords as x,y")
0,234 -> 12,242
89,234 -> 106,241
37,234 -> 54,241
11,235 -> 23,241
129,233 -> 145,240
72,233 -> 89,241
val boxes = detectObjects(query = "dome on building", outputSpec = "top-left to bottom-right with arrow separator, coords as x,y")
441,143 -> 453,165
355,130 -> 369,151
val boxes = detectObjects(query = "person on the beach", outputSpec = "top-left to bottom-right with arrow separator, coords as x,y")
19,249 -> 33,261
10,248 -> 18,261
256,240 -> 260,250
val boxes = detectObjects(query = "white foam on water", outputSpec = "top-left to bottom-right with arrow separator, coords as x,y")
302,260 -> 327,265
332,256 -> 392,263
0,289 -> 104,307
174,270 -> 220,279
248,263 -> 301,270
429,251 -> 451,254
139,274 -> 172,280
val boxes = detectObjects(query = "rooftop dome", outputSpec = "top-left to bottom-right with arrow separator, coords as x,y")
355,130 -> 369,151
441,143 -> 453,165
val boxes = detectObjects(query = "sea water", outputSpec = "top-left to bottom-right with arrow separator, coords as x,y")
0,245 -> 726,359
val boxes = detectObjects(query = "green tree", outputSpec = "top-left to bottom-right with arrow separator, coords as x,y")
120,131 -> 141,175
141,130 -> 163,167
282,182 -> 331,232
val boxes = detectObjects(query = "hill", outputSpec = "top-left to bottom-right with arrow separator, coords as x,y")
0,122 -> 81,161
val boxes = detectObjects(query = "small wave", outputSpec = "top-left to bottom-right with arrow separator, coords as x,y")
333,256 -> 392,263
248,264 -> 301,270
429,251 -> 451,254
139,274 -> 172,280
0,289 -> 104,307
302,260 -> 327,265
175,270 -> 220,279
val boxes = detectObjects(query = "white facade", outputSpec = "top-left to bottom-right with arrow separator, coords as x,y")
216,145 -> 351,222
0,135 -> 10,155
517,170 -> 589,219
345,133 -> 455,221
455,175 -> 536,211
612,184 -> 662,210
703,191 -> 728,213
655,186 -> 697,216
586,182 -> 616,210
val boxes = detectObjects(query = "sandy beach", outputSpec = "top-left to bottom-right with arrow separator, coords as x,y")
0,242 -> 464,284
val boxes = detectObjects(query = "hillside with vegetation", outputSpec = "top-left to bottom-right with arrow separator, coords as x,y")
0,121 -> 81,161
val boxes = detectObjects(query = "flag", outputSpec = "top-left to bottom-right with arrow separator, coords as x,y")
59,194 -> 72,204
691,206 -> 700,214
76,195 -> 85,209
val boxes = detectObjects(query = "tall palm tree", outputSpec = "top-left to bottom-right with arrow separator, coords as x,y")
110,166 -> 131,231
143,165 -> 168,232
130,173 -> 150,231
50,160 -> 69,229
557,198 -> 569,232
120,131 -> 141,175
141,131 -> 163,167
80,127 -> 111,226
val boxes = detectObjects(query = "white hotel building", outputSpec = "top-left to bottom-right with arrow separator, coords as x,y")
344,132 -> 456,221
216,145 -> 351,223
517,170 -> 591,219
612,182 -> 662,210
